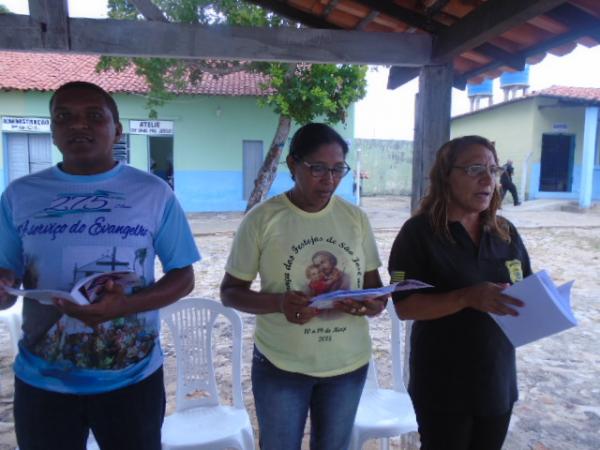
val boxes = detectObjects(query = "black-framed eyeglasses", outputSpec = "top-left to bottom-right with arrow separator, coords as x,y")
302,161 -> 352,179
453,164 -> 505,178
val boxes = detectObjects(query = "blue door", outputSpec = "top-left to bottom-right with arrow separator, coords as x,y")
539,134 -> 575,192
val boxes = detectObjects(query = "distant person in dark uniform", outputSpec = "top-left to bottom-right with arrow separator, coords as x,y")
500,159 -> 520,206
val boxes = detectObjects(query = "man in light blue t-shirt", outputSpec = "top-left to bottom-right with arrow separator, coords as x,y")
0,81 -> 200,450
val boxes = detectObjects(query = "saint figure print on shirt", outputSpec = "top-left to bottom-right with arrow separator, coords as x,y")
304,251 -> 351,296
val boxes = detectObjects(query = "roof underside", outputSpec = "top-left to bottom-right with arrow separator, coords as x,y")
246,0 -> 600,88
0,1 -> 598,91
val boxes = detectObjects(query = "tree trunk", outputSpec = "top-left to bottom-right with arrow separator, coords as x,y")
245,114 -> 292,212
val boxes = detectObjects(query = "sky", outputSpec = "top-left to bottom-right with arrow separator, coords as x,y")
356,45 -> 600,140
3,0 -> 600,140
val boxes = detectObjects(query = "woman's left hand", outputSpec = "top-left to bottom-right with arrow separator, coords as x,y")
334,296 -> 387,317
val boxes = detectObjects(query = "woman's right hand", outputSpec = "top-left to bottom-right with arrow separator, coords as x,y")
459,282 -> 524,316
280,291 -> 319,325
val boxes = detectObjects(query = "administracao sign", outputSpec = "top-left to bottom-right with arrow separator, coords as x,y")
2,116 -> 51,133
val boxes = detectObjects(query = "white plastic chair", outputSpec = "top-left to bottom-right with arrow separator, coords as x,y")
160,298 -> 255,450
0,297 -> 23,356
349,302 -> 418,450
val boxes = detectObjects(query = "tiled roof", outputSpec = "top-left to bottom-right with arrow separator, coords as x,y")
453,85 -> 600,120
537,85 -> 600,102
0,51 -> 268,96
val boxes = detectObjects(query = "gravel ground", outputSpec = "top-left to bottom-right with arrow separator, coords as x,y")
0,196 -> 598,450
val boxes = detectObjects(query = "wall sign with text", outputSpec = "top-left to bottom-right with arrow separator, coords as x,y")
129,120 -> 174,136
552,123 -> 569,132
2,116 -> 51,133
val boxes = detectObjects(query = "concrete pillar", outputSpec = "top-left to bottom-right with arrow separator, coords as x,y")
579,107 -> 598,209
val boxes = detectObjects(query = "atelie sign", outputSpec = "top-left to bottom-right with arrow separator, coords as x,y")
129,120 -> 174,136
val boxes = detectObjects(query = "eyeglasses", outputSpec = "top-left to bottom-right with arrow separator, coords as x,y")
453,164 -> 505,177
302,161 -> 351,179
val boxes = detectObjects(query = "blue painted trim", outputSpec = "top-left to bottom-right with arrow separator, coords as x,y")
2,133 -> 7,190
580,107 -> 599,208
594,167 -> 600,199
530,163 -> 579,199
175,169 -> 356,212
530,163 -> 600,200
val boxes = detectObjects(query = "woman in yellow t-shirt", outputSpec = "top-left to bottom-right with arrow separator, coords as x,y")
221,123 -> 386,450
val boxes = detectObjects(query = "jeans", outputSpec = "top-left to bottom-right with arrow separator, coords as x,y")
251,347 -> 367,450
14,366 -> 166,450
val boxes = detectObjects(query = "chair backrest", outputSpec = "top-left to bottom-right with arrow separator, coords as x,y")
160,297 -> 244,412
0,297 -> 23,356
364,301 -> 408,393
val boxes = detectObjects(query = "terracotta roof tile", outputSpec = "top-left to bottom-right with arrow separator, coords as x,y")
453,84 -> 600,119
536,85 -> 600,102
0,51 -> 268,96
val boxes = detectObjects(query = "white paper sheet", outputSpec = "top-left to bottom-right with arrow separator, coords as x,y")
491,270 -> 577,347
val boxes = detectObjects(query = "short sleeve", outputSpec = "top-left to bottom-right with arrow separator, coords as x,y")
388,216 -> 433,303
360,210 -> 382,272
0,192 -> 24,276
154,196 -> 201,272
224,210 -> 261,282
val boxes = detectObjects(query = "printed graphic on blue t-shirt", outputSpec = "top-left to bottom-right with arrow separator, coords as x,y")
1,163 -> 200,394
27,245 -> 156,370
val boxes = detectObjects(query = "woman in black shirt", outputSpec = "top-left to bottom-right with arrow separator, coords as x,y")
388,135 -> 531,450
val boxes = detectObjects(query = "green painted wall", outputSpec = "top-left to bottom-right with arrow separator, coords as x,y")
1,90 -> 355,174
451,96 -> 590,199
352,139 -> 413,195
1,89 -> 356,211
451,99 -> 537,195
531,97 -> 585,165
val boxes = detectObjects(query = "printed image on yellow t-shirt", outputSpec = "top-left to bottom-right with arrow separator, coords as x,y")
304,251 -> 351,296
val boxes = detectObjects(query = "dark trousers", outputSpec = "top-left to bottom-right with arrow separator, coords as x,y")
14,367 -> 166,450
501,182 -> 520,205
415,407 -> 513,450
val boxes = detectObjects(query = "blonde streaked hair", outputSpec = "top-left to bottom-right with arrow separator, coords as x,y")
417,135 -> 510,242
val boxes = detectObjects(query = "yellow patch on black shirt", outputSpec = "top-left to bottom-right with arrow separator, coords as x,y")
505,259 -> 524,283
390,271 -> 405,283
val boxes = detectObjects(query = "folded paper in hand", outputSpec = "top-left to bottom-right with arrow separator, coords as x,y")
5,271 -> 141,306
491,270 -> 577,347
309,279 -> 433,310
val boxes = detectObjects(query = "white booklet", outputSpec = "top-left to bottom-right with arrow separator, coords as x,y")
309,279 -> 433,310
5,271 -> 141,306
491,270 -> 577,347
